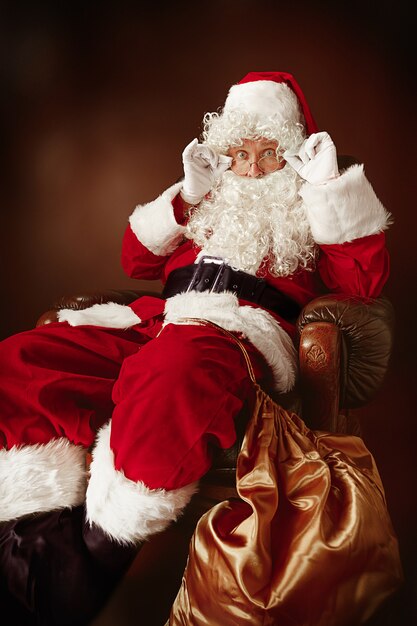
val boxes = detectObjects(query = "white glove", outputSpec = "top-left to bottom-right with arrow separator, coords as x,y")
180,139 -> 232,204
284,132 -> 339,185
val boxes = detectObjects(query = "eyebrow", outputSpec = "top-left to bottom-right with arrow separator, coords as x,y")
229,141 -> 278,153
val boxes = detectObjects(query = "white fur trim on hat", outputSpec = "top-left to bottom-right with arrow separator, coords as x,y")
224,80 -> 303,127
164,291 -> 297,393
86,422 -> 197,545
58,302 -> 141,328
129,182 -> 186,257
0,439 -> 87,521
300,164 -> 392,244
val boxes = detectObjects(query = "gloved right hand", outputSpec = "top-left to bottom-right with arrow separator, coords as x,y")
180,139 -> 232,205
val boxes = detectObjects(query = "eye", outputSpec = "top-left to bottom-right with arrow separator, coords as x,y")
235,151 -> 248,160
262,149 -> 276,158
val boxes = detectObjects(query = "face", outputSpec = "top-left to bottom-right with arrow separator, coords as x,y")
227,138 -> 286,178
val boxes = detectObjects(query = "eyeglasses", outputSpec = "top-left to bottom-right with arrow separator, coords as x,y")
230,149 -> 284,175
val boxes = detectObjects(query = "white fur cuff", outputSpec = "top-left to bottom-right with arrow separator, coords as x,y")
164,291 -> 297,393
0,439 -> 87,521
58,302 -> 141,328
300,164 -> 392,244
129,182 -> 186,256
86,423 -> 197,545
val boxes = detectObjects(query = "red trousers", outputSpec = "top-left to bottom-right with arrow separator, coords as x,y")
0,319 -> 268,489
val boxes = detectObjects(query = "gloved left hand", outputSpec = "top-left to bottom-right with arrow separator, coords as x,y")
284,132 -> 339,185
180,139 -> 232,205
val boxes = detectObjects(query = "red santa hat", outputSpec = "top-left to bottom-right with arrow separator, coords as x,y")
203,71 -> 318,152
225,71 -> 318,135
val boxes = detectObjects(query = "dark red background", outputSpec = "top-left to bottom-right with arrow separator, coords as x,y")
0,2 -> 415,624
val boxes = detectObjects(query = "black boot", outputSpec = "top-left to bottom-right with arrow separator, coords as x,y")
0,506 -> 141,626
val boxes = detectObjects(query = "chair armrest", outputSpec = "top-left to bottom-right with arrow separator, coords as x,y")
295,294 -> 394,429
36,289 -> 163,327
296,320 -> 342,431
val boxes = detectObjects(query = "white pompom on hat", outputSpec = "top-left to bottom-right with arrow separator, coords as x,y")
224,71 -> 318,135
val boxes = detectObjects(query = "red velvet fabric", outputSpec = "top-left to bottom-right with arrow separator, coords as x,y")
111,323 -> 268,489
172,192 -> 188,225
0,324 -> 148,450
0,318 -> 268,489
318,233 -> 390,298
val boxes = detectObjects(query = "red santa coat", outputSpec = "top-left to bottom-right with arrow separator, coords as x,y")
0,165 -> 391,544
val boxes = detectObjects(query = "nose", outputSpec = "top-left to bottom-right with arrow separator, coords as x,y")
246,161 -> 263,178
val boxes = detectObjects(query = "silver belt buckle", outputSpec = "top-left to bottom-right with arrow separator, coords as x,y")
201,256 -> 227,293
200,255 -> 224,266
186,256 -> 226,293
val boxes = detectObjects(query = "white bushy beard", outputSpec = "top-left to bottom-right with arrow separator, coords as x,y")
185,166 -> 317,277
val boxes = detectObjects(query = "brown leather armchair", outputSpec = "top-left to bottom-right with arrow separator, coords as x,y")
34,287 -> 394,624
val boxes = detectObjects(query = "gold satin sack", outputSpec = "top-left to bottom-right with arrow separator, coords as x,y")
169,385 -> 403,626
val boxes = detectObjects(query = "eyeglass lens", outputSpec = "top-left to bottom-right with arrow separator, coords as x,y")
232,155 -> 281,174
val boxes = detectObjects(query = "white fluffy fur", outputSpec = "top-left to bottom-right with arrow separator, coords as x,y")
164,291 -> 297,393
0,439 -> 87,521
225,80 -> 303,124
300,164 -> 392,244
58,302 -> 141,328
86,422 -> 198,545
129,181 -> 186,256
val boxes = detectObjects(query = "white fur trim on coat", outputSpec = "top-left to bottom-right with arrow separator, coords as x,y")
0,439 -> 87,521
300,164 -> 392,245
86,422 -> 197,545
224,80 -> 303,126
129,182 -> 186,256
58,302 -> 141,328
164,291 -> 297,393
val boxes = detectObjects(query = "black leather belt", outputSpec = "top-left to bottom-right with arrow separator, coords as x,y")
162,257 -> 301,321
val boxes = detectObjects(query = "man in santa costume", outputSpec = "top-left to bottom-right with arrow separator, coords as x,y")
0,72 -> 390,624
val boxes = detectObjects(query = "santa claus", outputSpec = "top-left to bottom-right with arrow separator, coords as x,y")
0,72 -> 391,624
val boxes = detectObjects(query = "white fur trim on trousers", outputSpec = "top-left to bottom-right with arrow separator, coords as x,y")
58,302 -> 142,328
0,439 -> 87,521
86,422 -> 198,545
129,182 -> 186,256
301,164 -> 392,244
164,291 -> 297,393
